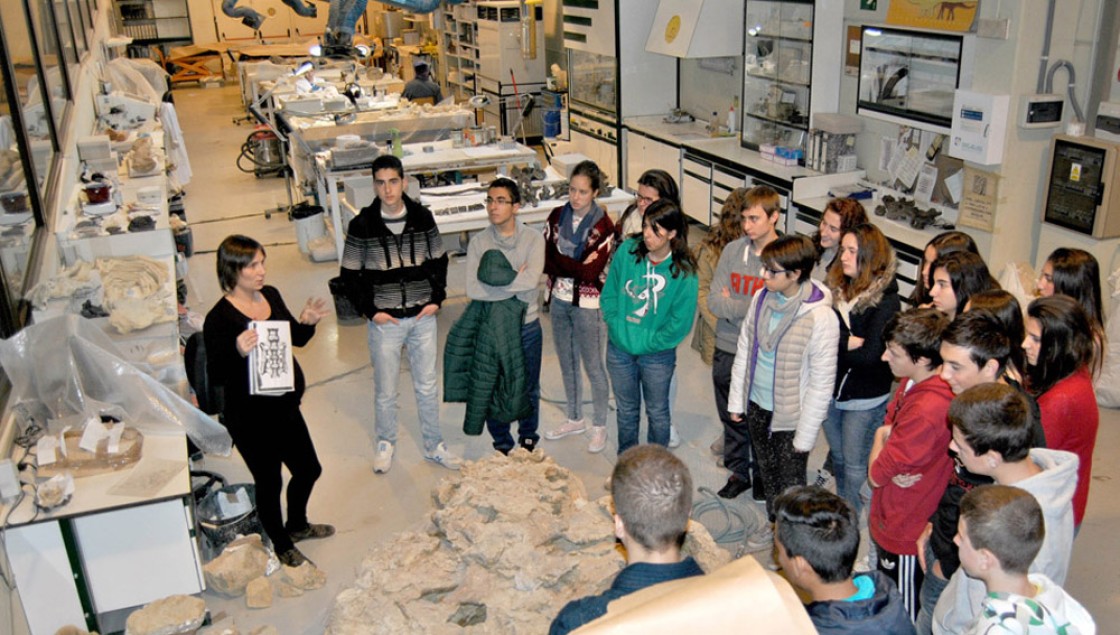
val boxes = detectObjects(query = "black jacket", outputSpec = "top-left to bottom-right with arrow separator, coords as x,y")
806,570 -> 916,635
831,261 -> 901,402
339,195 -> 448,319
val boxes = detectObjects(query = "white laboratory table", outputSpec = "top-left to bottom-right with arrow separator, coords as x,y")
1,431 -> 203,635
314,140 -> 540,261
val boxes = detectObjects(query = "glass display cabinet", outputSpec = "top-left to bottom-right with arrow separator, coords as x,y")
741,0 -> 842,160
857,26 -> 967,133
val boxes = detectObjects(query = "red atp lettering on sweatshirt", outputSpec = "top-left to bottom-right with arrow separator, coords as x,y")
730,273 -> 765,296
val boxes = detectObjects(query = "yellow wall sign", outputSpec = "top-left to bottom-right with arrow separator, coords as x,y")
886,0 -> 978,32
665,15 -> 681,43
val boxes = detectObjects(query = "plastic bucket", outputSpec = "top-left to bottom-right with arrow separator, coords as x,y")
196,483 -> 267,560
542,109 -> 561,138
329,276 -> 362,323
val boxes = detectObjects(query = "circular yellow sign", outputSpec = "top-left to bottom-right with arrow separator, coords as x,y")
665,15 -> 681,43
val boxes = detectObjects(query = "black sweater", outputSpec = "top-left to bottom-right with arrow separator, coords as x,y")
203,285 -> 315,419
339,195 -> 448,319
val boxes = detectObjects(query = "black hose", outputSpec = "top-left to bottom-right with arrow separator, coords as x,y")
236,131 -> 280,173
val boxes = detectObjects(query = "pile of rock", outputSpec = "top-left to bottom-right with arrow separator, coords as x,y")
327,450 -> 730,634
202,534 -> 327,609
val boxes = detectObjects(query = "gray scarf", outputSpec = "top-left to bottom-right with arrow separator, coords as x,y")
755,282 -> 813,353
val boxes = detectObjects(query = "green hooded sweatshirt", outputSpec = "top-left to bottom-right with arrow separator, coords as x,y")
601,238 -> 698,356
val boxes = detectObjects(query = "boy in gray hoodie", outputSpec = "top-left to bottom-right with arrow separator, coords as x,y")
933,383 -> 1078,634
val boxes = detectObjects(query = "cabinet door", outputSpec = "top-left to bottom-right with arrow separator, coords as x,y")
682,156 -> 712,225
625,132 -> 681,192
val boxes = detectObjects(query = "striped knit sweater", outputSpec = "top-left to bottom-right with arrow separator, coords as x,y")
339,195 -> 448,319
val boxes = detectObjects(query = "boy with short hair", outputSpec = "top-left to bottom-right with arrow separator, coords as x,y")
932,383 -> 1078,634
868,308 -> 955,622
549,445 -> 703,634
915,312 -> 1046,634
774,486 -> 915,635
956,485 -> 1095,634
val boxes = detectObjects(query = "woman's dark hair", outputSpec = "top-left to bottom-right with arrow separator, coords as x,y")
488,177 -> 521,204
1026,294 -> 1099,394
812,197 -> 868,258
762,234 -> 818,283
930,250 -> 995,314
571,160 -> 604,193
966,289 -> 1026,378
618,169 -> 681,240
826,223 -> 894,301
1045,248 -> 1104,330
217,234 -> 265,293
637,169 -> 680,204
629,199 -> 696,277
911,230 -> 981,304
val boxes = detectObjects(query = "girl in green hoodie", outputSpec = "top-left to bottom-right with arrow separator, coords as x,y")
602,200 -> 698,453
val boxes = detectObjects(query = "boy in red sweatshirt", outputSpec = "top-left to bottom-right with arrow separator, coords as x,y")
869,308 -> 956,622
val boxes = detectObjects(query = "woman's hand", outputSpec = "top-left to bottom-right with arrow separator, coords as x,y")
848,335 -> 865,350
236,328 -> 259,357
299,297 -> 330,325
417,303 -> 439,319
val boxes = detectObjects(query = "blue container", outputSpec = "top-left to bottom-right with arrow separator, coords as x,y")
543,109 -> 562,138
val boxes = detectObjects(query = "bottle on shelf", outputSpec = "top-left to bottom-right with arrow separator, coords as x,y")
727,97 -> 738,135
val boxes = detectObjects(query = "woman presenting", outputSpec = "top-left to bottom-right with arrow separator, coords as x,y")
204,235 -> 334,568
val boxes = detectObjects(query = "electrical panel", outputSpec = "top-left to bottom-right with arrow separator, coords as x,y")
1042,134 -> 1120,238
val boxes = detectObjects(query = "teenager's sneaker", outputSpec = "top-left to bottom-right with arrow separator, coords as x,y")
741,525 -> 774,553
288,523 -> 335,543
587,426 -> 608,453
853,555 -> 872,573
709,435 -> 724,456
717,474 -> 752,499
814,468 -> 835,490
668,425 -> 681,448
424,442 -> 462,470
544,419 -> 587,440
373,440 -> 394,474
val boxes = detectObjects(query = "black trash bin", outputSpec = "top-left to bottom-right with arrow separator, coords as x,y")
329,276 -> 362,323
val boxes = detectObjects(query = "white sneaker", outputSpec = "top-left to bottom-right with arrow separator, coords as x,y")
373,440 -> 394,474
544,418 -> 587,440
424,442 -> 462,470
668,424 -> 681,448
853,555 -> 872,573
587,426 -> 607,453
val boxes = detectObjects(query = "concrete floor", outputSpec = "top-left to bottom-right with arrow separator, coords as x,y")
174,84 -> 1118,633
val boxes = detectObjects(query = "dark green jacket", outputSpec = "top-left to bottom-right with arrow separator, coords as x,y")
443,250 -> 531,434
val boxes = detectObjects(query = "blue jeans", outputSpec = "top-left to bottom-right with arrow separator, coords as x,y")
915,541 -> 949,635
822,399 -> 888,515
486,320 -> 542,452
550,298 -> 610,427
328,0 -> 367,32
367,315 -> 443,453
607,342 -> 675,453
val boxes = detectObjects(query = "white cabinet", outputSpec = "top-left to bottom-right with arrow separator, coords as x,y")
569,128 -> 619,181
623,130 -> 681,192
682,154 -> 712,225
711,164 -> 748,218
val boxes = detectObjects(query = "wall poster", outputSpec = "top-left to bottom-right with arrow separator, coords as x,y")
886,0 -> 979,32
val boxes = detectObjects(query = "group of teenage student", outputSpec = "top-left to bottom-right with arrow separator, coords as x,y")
550,167 -> 1101,634
203,153 -> 1100,632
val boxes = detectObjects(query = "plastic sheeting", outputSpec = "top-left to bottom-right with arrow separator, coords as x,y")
105,58 -> 168,105
1096,268 -> 1120,407
0,315 -> 232,456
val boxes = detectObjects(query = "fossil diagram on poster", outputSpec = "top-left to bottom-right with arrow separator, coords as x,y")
249,320 -> 294,396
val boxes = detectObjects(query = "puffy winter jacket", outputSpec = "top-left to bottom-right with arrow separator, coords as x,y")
443,250 -> 531,434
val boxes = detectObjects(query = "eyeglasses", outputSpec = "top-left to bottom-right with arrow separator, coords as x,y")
760,266 -> 789,277
637,195 -> 656,206
485,197 -> 514,206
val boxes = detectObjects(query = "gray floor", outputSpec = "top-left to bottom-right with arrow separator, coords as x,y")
175,84 -> 1119,633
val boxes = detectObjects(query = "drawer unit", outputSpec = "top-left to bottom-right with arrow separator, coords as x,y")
682,154 -> 713,225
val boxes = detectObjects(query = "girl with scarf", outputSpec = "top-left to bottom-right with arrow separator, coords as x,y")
542,161 -> 617,453
728,235 -> 839,551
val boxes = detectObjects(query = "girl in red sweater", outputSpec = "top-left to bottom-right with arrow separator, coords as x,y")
1023,294 -> 1099,528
